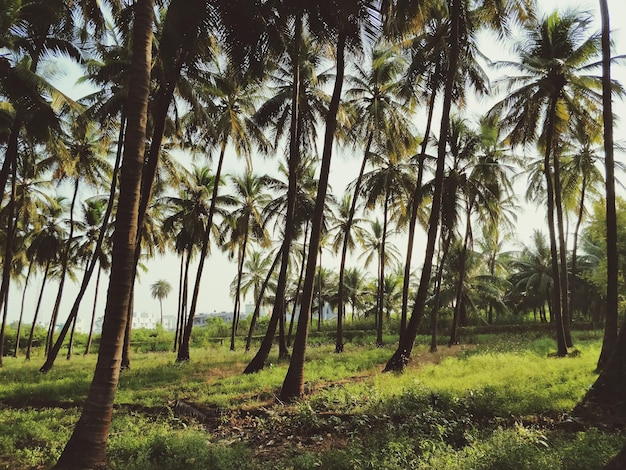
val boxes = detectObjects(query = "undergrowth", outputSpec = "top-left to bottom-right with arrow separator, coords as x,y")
0,331 -> 623,469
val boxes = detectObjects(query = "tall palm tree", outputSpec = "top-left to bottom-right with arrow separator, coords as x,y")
222,171 -> 271,351
335,43 -> 414,352
281,0 -> 385,400
43,112 -> 112,360
176,63 -> 267,363
360,143 -> 416,346
150,279 -> 172,326
597,0 -> 619,370
489,8 -> 609,356
384,0 -> 532,372
245,32 -> 331,373
54,1 -> 155,466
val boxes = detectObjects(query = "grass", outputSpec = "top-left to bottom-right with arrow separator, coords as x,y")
0,331 -> 623,469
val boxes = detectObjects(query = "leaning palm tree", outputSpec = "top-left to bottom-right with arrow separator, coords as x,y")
489,8 -> 610,356
150,279 -> 172,326
53,1 -> 155,466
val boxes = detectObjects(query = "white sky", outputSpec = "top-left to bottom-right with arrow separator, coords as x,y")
7,0 -> 626,331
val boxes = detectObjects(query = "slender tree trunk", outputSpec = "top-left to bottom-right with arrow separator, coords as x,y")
401,88 -> 437,339
336,132 -> 373,353
553,142 -> 573,348
449,203 -> 473,346
84,263 -> 102,356
245,249 -> 281,351
173,253 -> 185,351
53,1 -> 153,465
121,289 -> 134,370
544,98 -> 568,357
0,159 -> 17,367
14,262 -> 34,357
177,141 -> 227,362
376,192 -> 390,347
245,16 -> 303,373
280,31 -> 346,401
597,0 -> 618,371
40,117 -> 124,371
26,262 -> 51,360
431,234 -> 451,353
231,233 -> 249,351
46,177 -> 80,356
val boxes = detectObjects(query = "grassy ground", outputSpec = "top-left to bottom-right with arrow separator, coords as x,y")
0,330 -> 623,469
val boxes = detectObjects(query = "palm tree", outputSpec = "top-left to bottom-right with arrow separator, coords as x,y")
23,196 -> 68,361
384,0 -> 532,372
508,230 -> 554,322
597,0 -> 619,370
150,279 -> 172,326
334,43 -> 414,352
43,112 -> 112,362
245,31 -> 331,373
329,193 -> 366,351
222,171 -> 271,351
360,143 -> 416,346
489,9 -> 609,356
176,62 -> 267,363
54,1 -> 155,466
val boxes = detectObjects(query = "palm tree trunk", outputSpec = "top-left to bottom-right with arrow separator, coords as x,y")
121,288 -> 134,370
570,173 -> 587,307
0,159 -> 17,367
544,98 -> 568,357
173,253 -> 185,352
280,30 -> 346,401
384,0 -> 460,372
431,233 -> 451,353
401,87 -> 437,339
552,140 -> 573,348
46,177 -> 80,356
376,190 -> 391,347
245,248 -> 281,351
230,233 -> 249,351
597,0 -> 618,371
26,261 -> 51,360
177,140 -> 227,362
14,260 -> 34,357
53,1 -> 154,465
449,202 -> 473,346
336,132 -> 373,353
84,263 -> 102,356
244,16 -> 303,373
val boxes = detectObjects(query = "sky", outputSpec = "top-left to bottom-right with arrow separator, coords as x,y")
7,0 -> 626,332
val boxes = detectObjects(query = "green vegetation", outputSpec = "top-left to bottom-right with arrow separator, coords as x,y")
0,331 -> 622,469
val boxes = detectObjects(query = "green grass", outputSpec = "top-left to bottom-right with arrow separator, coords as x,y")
0,331 -> 623,469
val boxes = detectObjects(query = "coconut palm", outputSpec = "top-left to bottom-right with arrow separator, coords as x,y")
359,140 -> 416,345
150,279 -> 172,326
245,31 -> 331,373
222,171 -> 271,351
489,8 -> 610,355
334,43 -> 414,352
24,196 -> 68,361
596,0 -> 619,372
54,1 -> 155,466
384,0 -> 533,372
176,62 -> 267,363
